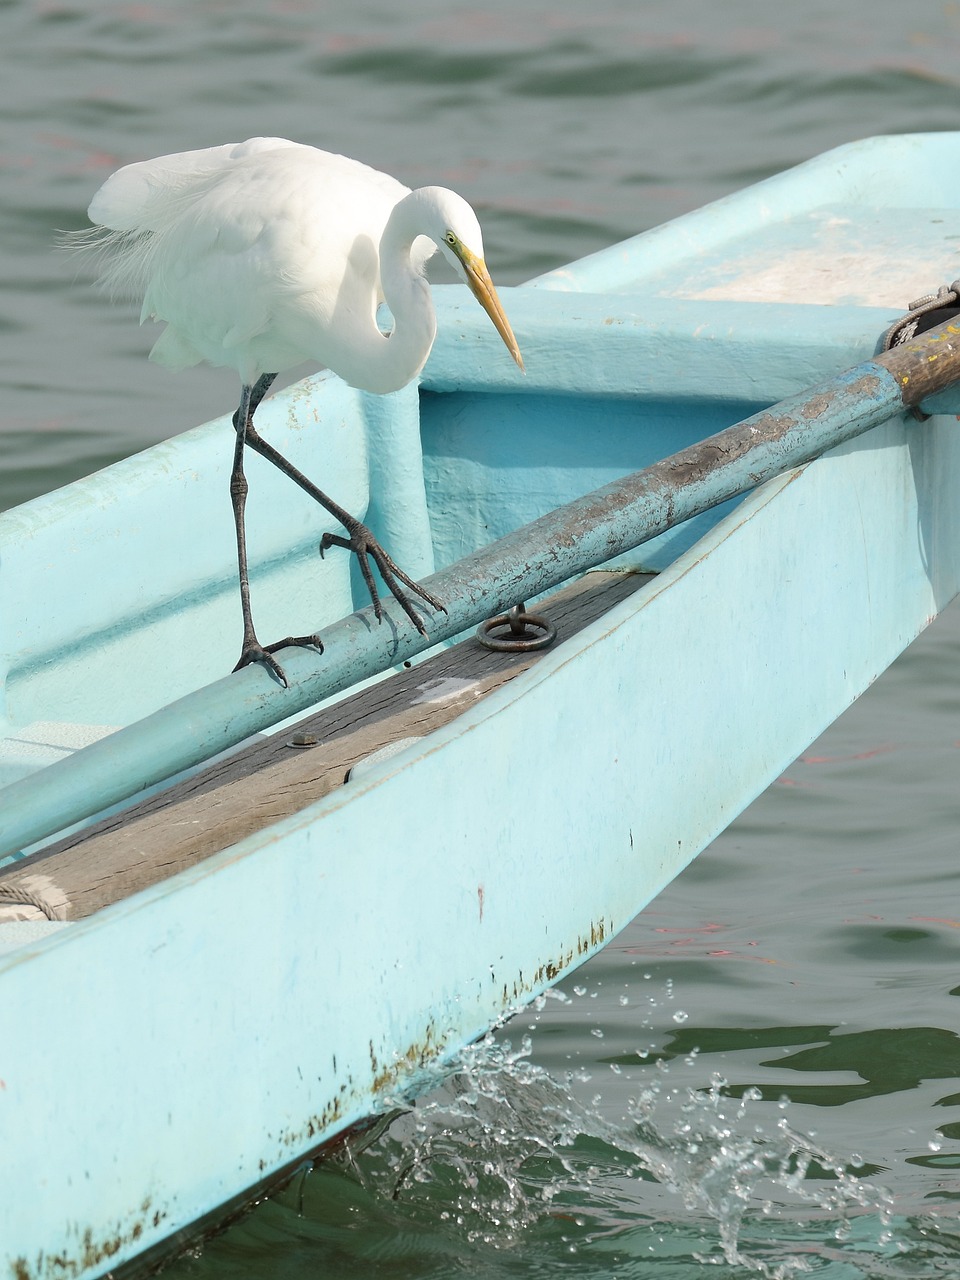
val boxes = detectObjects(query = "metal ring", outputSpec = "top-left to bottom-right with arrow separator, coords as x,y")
476,604 -> 557,652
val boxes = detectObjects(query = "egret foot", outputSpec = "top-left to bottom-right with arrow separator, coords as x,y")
233,633 -> 324,688
319,519 -> 445,635
230,409 -> 445,636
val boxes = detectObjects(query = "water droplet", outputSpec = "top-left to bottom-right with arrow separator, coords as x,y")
672,1010 -> 689,1024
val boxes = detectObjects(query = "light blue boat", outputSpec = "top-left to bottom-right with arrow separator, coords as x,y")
3,132 -> 960,1279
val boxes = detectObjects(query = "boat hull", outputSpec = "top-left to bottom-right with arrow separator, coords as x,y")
5,132 -> 960,1276
5,403 -> 960,1276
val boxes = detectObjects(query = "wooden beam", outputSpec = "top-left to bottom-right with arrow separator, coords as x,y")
0,571 -> 651,920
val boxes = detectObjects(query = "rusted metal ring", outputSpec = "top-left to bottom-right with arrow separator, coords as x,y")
476,603 -> 557,652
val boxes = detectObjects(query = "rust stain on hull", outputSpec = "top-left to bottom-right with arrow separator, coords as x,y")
12,1200 -> 166,1280
11,916 -> 614,1280
501,917 -> 611,1003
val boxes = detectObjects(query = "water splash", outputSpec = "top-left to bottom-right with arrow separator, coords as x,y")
172,982 -> 933,1279
320,996 -> 894,1277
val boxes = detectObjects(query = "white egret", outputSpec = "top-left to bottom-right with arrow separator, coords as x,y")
79,136 -> 524,684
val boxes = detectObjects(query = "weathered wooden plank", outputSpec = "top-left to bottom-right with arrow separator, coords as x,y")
0,571 -> 651,920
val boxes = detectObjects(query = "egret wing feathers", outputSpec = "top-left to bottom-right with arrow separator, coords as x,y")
82,139 -> 442,386
72,136 -> 523,679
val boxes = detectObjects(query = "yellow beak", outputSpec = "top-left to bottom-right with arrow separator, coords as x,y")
457,246 -> 525,372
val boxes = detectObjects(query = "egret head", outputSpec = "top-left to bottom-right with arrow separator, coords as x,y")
418,187 -> 524,373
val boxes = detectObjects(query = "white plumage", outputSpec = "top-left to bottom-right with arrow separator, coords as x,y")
79,137 -> 523,682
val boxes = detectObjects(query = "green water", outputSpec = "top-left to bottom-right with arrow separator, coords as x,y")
5,1 -> 960,1273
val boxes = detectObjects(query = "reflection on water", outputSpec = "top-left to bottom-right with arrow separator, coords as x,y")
650,1024 -> 960,1111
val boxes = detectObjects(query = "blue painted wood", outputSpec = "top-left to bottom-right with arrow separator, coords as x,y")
6,297 -> 960,863
424,291 -> 893,401
526,131 -> 960,295
0,345 -> 942,862
5,132 -> 960,1279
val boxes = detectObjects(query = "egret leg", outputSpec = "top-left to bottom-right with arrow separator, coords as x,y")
230,381 -> 323,686
233,375 -> 445,635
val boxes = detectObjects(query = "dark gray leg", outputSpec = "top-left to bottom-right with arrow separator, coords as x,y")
230,379 -> 323,686
233,374 -> 444,635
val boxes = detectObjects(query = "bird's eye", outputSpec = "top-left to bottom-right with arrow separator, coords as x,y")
444,232 -> 457,247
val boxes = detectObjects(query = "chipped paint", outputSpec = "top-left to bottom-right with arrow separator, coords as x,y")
367,1018 -> 451,1097
11,1202 -> 167,1280
498,918 -> 613,1002
249,916 -> 616,1228
412,677 -> 482,705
